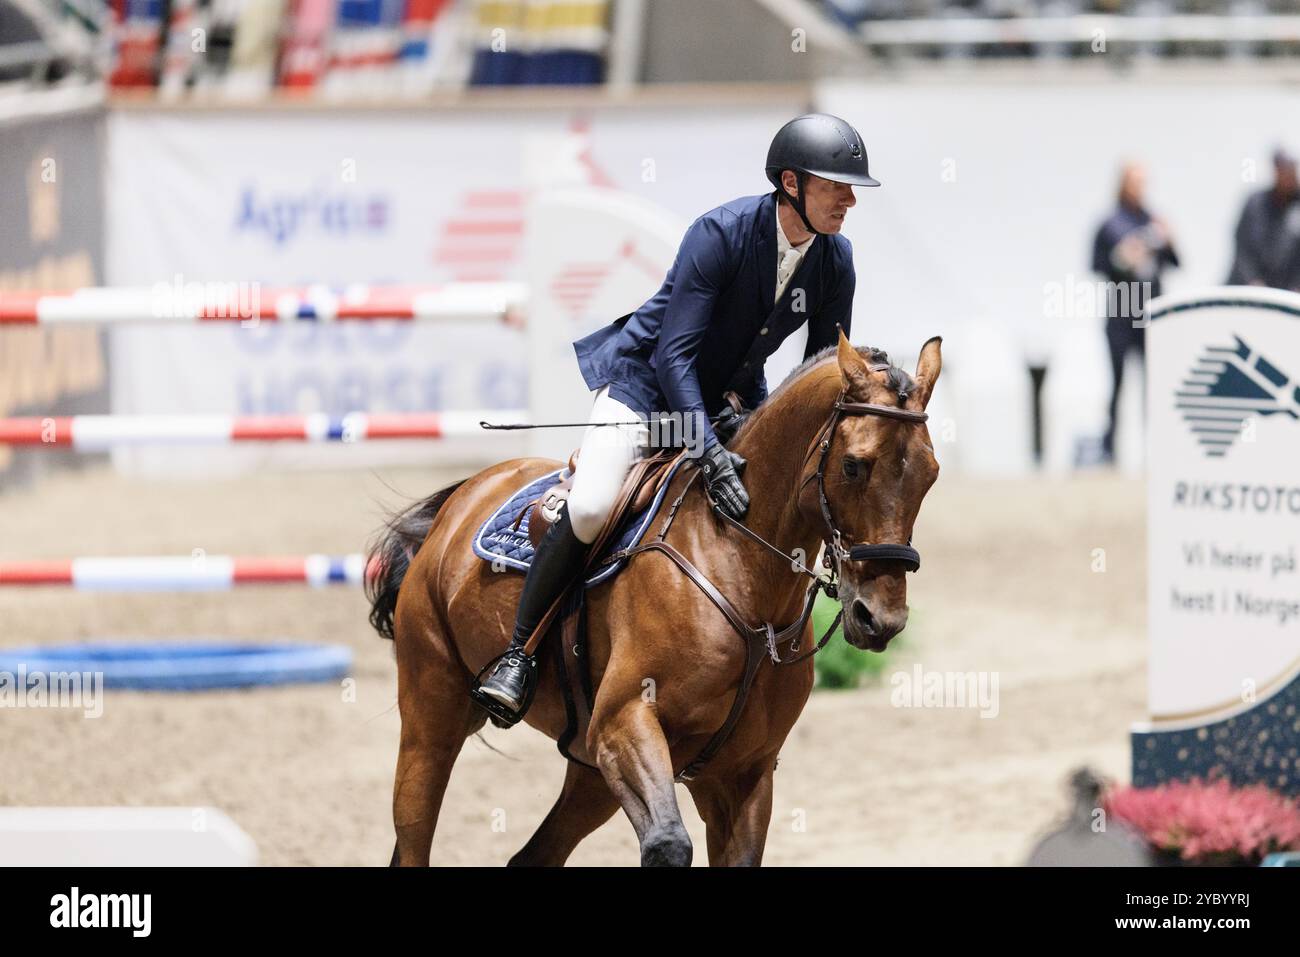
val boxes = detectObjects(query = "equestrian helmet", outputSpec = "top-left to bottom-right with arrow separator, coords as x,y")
765,113 -> 880,192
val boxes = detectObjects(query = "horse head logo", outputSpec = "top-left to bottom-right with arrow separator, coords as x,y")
1176,335 -> 1300,457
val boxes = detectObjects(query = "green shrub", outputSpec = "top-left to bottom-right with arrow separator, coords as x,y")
810,591 -> 911,690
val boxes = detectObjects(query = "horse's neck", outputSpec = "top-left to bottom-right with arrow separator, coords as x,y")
728,372 -> 838,615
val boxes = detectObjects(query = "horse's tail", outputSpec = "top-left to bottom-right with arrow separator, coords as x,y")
366,478 -> 468,641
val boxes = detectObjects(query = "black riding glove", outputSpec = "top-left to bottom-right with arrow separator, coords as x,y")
712,404 -> 752,446
701,442 -> 749,521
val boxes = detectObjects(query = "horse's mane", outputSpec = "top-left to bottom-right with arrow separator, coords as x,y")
730,344 -> 914,446
766,344 -> 915,407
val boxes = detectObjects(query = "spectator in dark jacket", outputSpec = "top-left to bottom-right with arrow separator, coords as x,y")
1091,162 -> 1179,462
1228,148 -> 1300,290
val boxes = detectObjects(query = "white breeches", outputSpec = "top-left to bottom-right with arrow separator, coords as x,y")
565,384 -> 651,544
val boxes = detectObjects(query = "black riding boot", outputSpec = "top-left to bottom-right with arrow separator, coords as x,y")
473,505 -> 591,724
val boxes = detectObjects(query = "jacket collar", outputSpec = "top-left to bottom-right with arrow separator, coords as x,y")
756,191 -> 778,312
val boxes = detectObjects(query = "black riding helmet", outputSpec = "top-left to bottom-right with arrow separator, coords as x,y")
765,113 -> 879,235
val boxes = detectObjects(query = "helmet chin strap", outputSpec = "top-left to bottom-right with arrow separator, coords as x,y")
781,170 -> 821,236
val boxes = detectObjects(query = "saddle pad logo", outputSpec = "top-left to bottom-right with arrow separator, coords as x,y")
1175,334 -> 1300,457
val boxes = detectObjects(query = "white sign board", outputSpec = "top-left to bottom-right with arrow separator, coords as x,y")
1145,287 -> 1300,724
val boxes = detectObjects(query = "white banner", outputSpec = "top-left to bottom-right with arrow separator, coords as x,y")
104,102 -> 801,474
1145,287 -> 1300,722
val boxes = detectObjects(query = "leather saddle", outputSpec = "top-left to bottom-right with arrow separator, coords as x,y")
507,443 -> 688,768
508,388 -> 745,550
496,393 -> 739,768
510,445 -> 683,550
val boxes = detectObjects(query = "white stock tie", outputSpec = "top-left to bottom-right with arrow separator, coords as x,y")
776,248 -> 802,301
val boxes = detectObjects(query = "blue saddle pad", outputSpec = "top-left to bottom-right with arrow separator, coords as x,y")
472,457 -> 687,587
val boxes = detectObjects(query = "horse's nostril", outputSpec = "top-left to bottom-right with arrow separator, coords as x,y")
852,598 -> 878,635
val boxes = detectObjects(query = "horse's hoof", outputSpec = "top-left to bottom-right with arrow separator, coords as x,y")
640,824 -> 692,867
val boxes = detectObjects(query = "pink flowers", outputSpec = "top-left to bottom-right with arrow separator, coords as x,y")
1105,778 -> 1300,865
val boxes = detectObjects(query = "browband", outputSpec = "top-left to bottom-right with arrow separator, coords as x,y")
834,401 -> 929,423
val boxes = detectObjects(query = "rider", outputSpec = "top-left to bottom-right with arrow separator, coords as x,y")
472,112 -> 878,723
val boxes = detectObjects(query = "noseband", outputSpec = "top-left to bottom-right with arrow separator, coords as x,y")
810,382 -> 930,582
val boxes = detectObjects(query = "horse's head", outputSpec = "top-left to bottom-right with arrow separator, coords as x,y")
806,331 -> 942,652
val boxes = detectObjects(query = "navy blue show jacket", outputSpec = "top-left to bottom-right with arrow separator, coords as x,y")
571,190 -> 856,452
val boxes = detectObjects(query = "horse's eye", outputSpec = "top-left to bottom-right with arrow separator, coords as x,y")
842,456 -> 862,479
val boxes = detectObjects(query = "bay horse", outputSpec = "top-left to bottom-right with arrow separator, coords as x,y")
368,331 -> 942,866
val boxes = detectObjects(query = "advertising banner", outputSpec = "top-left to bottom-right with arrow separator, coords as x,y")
104,101 -> 802,474
0,92 -> 107,481
1133,287 -> 1300,794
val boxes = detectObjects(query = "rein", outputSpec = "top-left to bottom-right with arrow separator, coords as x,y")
612,375 -> 929,781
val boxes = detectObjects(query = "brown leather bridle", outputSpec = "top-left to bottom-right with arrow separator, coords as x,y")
807,385 -> 929,584
723,367 -> 930,600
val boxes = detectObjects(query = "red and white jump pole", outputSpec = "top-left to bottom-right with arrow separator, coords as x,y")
0,555 -> 377,590
0,411 -> 523,450
0,283 -> 527,325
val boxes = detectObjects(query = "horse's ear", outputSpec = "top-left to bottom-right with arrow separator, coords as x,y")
837,328 -> 873,395
913,336 -> 943,409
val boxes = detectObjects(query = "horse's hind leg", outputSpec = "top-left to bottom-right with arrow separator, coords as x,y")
391,610 -> 477,867
508,761 -> 619,866
685,757 -> 776,866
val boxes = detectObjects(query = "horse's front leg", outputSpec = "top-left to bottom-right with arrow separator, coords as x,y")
686,757 -> 776,866
589,686 -> 693,867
